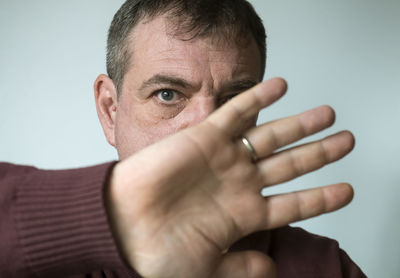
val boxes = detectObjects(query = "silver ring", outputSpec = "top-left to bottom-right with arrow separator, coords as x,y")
241,137 -> 258,162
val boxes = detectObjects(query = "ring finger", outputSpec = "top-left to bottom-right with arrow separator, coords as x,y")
257,130 -> 355,188
238,105 -> 336,161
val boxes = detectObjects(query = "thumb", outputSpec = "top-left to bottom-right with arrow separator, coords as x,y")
211,251 -> 277,278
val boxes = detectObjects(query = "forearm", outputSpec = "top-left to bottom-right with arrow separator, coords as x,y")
0,162 -> 127,277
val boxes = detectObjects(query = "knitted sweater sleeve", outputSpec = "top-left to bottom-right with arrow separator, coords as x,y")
0,162 -> 134,278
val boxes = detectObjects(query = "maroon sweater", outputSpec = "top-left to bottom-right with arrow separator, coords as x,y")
0,162 -> 366,278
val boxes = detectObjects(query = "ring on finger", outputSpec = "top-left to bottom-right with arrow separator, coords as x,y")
241,136 -> 258,162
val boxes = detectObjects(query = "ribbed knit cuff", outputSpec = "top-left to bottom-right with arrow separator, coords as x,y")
14,162 -> 128,277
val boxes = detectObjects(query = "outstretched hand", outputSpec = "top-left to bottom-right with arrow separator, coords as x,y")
107,78 -> 355,278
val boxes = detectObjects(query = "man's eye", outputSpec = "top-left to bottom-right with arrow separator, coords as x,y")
156,89 -> 179,103
219,93 -> 239,106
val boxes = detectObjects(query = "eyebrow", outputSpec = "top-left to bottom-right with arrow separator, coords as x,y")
138,73 -> 259,94
139,74 -> 197,91
224,79 -> 258,94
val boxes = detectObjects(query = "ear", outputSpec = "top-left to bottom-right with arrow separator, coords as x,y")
94,74 -> 118,147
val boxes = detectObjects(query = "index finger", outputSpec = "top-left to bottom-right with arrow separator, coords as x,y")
207,78 -> 287,138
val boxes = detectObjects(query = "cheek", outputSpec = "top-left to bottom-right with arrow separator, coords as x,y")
114,104 -> 184,158
148,101 -> 186,120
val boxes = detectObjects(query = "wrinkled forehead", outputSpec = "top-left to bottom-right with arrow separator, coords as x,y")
137,16 -> 248,45
132,5 -> 254,44
126,14 -> 261,78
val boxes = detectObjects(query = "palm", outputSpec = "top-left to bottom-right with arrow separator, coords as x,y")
109,79 -> 355,278
114,123 -> 260,277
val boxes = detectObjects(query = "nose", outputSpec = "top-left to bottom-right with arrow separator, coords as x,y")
179,96 -> 216,128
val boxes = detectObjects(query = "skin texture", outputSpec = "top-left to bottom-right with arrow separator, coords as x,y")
94,15 -> 355,278
95,16 -> 261,159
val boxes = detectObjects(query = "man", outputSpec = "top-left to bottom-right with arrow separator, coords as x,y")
0,0 -> 365,277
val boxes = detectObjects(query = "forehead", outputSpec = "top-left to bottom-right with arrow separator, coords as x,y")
125,16 -> 262,82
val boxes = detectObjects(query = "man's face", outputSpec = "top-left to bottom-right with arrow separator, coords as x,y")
113,16 -> 262,159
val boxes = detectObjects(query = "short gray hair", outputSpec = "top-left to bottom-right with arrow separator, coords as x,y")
107,0 -> 267,96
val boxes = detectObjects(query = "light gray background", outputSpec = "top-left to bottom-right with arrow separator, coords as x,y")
0,1 -> 399,277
